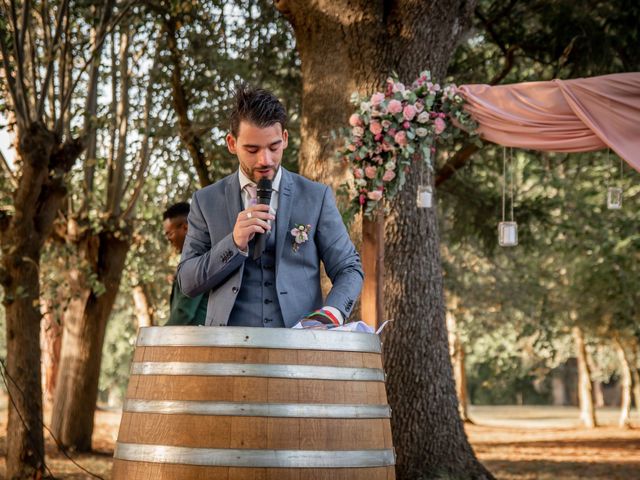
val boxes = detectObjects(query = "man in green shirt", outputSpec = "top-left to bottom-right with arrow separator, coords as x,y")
163,202 -> 208,325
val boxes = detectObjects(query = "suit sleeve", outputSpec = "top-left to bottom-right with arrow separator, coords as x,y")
315,186 -> 364,319
177,191 -> 246,297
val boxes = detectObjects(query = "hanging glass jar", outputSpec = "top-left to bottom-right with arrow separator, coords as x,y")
498,147 -> 518,246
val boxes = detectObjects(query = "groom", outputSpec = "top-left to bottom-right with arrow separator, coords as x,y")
177,85 -> 363,327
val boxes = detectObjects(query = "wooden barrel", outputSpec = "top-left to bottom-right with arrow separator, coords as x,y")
113,326 -> 395,479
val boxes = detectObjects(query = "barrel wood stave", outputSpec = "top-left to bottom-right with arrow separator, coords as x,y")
114,327 -> 395,480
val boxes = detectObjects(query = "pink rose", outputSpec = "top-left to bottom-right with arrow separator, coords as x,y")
394,131 -> 408,146
402,121 -> 410,129
382,170 -> 396,182
359,193 -> 366,205
367,190 -> 383,201
381,119 -> 392,129
373,155 -> 383,165
369,121 -> 383,135
403,105 -> 416,121
353,168 -> 364,179
415,101 -> 424,113
392,82 -> 405,93
371,92 -> 385,106
349,113 -> 363,127
364,166 -> 377,179
346,143 -> 356,152
434,117 -> 446,134
388,99 -> 403,114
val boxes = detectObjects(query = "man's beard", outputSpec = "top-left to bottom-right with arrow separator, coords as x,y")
250,165 -> 279,182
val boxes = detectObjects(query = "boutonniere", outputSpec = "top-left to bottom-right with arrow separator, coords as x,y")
290,223 -> 311,252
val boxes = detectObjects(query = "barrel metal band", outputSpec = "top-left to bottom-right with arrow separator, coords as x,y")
114,443 -> 395,468
137,326 -> 381,353
131,362 -> 385,382
124,399 -> 391,418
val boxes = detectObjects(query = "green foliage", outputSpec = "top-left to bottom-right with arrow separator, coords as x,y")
440,0 -> 640,404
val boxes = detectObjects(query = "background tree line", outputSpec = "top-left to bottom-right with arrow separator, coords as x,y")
0,0 -> 638,479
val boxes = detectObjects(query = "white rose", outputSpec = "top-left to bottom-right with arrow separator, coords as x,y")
417,112 -> 430,123
416,127 -> 428,137
360,101 -> 371,112
385,161 -> 396,171
352,126 -> 364,137
355,178 -> 367,187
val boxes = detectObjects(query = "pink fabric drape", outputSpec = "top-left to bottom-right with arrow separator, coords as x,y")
458,72 -> 640,173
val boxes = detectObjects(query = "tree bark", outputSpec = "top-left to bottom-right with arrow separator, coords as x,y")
50,230 -> 130,450
40,298 -> 63,404
572,326 -> 596,428
133,284 -> 155,328
276,1 -> 491,478
615,339 -> 632,429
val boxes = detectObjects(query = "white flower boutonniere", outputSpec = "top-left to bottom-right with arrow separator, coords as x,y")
290,223 -> 311,252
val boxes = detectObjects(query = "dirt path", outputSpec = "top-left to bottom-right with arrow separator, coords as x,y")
0,402 -> 639,479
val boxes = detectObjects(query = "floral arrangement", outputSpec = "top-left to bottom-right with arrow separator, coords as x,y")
338,71 -> 476,220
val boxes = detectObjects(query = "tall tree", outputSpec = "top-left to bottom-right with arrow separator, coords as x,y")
50,18 -> 158,450
274,1 -> 492,478
0,2 -> 127,476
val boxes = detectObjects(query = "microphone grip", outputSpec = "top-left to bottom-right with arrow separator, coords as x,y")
253,194 -> 272,260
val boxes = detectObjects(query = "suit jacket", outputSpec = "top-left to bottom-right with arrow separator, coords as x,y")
177,168 -> 363,327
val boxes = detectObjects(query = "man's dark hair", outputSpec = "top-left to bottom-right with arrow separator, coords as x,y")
230,84 -> 287,137
163,202 -> 190,221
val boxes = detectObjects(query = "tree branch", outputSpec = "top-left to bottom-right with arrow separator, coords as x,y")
36,0 -> 68,119
56,0 -> 133,128
0,17 -> 25,128
163,16 -> 212,187
435,142 -> 482,187
9,0 -> 31,122
0,149 -> 17,189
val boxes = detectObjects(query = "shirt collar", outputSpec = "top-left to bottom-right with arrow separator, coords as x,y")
238,167 -> 282,193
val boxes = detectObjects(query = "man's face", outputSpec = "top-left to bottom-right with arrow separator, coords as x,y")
163,216 -> 188,253
226,120 -> 288,183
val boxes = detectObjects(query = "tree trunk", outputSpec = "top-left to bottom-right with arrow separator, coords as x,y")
50,230 -> 130,450
1,122 -> 81,479
132,284 -> 155,328
572,326 -> 596,428
361,210 -> 385,329
615,339 -> 632,429
630,343 -> 640,417
40,299 -> 63,404
447,301 -> 470,423
276,1 -> 490,478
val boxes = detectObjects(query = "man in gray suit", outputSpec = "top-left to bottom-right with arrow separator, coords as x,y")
177,86 -> 363,327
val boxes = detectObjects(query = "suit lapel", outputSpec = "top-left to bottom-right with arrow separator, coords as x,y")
275,168 -> 293,269
225,172 -> 243,233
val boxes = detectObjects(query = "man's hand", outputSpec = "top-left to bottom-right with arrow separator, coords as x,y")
233,204 -> 274,251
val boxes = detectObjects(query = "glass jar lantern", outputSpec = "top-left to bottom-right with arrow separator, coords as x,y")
498,221 -> 518,247
416,185 -> 433,208
607,186 -> 622,209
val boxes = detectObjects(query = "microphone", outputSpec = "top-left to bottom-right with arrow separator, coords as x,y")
253,178 -> 273,260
